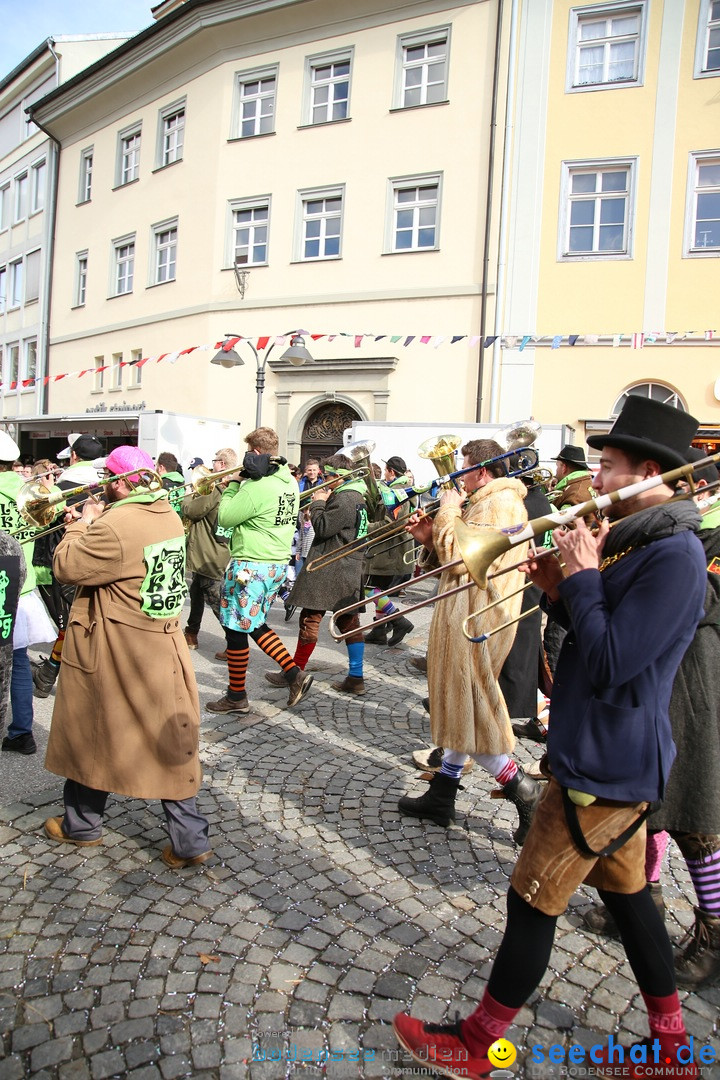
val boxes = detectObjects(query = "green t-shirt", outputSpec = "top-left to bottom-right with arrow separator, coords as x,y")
218,464 -> 299,563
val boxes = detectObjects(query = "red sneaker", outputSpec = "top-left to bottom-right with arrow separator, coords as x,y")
595,1042 -> 699,1080
392,1013 -> 492,1079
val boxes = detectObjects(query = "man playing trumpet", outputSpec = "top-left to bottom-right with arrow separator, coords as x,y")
398,438 -> 541,844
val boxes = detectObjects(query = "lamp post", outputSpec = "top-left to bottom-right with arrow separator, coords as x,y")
211,331 -> 314,429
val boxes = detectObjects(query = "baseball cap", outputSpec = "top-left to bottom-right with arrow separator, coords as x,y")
189,456 -> 204,469
384,455 -> 407,474
72,434 -> 104,461
57,432 -> 82,461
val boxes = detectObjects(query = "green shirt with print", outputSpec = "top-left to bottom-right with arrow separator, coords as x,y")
218,464 -> 299,563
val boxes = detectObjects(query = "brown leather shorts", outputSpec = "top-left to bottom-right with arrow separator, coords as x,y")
511,778 -> 648,916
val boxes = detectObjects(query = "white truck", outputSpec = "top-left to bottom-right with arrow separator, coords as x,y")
344,421 -> 575,489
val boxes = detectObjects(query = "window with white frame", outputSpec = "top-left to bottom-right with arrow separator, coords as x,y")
0,183 -> 9,230
14,172 -> 28,222
235,67 -> 277,138
395,27 -> 449,108
568,3 -> 645,90
388,175 -> 441,252
129,348 -> 143,387
30,159 -> 46,213
612,383 -> 685,416
25,250 -> 40,303
686,152 -> 720,253
152,220 -> 178,283
305,50 -> 352,124
696,0 -> 720,76
9,259 -> 23,306
75,252 -> 88,306
158,102 -> 185,167
78,148 -> 93,203
560,161 -> 635,258
297,187 -> 343,260
112,236 -> 135,295
94,356 -> 105,392
111,352 -> 123,390
117,125 -> 141,186
23,339 -> 37,383
0,265 -> 5,311
230,198 -> 270,266
6,343 -> 19,388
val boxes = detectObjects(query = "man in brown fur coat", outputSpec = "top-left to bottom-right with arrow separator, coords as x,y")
399,439 -> 541,844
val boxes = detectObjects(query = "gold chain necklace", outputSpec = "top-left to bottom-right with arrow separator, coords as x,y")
598,544 -> 636,572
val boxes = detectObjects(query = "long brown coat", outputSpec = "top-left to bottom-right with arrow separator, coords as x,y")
45,497 -> 201,801
428,477 -> 528,756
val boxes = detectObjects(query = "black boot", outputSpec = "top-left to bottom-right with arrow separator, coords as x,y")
674,907 -> 720,990
397,773 -> 460,827
502,767 -> 541,845
364,620 -> 388,645
388,615 -> 414,647
583,882 -> 664,938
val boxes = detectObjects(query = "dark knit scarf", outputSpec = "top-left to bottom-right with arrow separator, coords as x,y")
602,499 -> 701,560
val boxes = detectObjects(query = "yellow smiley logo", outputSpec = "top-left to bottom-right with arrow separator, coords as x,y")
487,1038 -> 517,1068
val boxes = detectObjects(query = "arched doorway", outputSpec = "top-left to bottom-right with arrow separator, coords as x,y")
300,401 -> 361,466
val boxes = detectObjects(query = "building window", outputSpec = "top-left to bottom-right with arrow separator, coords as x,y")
230,198 -> 270,266
152,220 -> 178,283
304,50 -> 352,124
9,259 -> 23,307
75,252 -> 88,306
387,175 -> 441,252
30,160 -> 46,213
560,160 -> 635,259
568,3 -> 645,90
111,352 -> 123,390
116,124 -> 141,186
696,0 -> 720,76
79,148 -> 93,203
23,339 -> 37,383
0,184 -> 8,230
6,343 -> 19,388
14,173 -> 28,222
685,152 -> 720,254
235,67 -> 277,138
25,250 -> 40,303
129,348 -> 143,387
612,384 -> 685,416
0,265 -> 5,311
112,236 -> 135,295
94,356 -> 105,392
297,187 -> 343,261
395,27 -> 449,108
158,102 -> 185,166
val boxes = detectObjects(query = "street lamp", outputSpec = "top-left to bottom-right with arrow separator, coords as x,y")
211,331 -> 314,428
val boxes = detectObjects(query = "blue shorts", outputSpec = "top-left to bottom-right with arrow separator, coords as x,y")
220,559 -> 287,633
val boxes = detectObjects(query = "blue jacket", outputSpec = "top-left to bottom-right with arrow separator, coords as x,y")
546,530 -> 706,802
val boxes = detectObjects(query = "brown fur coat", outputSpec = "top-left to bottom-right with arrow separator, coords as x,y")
427,476 -> 528,755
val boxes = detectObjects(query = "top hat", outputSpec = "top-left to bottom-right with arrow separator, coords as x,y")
586,397 -> 699,472
554,445 -> 589,469
383,455 -> 407,474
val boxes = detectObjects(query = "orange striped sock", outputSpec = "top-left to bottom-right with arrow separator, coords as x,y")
254,628 -> 295,673
227,646 -> 249,696
50,631 -> 65,665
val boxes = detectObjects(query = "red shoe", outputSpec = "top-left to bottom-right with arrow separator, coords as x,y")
392,1014 -> 492,1079
595,1042 -> 698,1080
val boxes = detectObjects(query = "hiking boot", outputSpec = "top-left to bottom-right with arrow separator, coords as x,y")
511,716 -> 547,743
388,615 -> 414,647
44,816 -> 102,846
410,654 -> 428,674
393,1013 -> 492,1079
161,844 -> 213,870
264,670 -> 288,687
206,694 -> 250,714
398,773 -> 460,827
412,746 -> 473,775
583,882 -> 664,939
674,906 -> 720,990
502,766 -> 542,845
2,732 -> 37,755
331,676 -> 365,695
31,658 -> 59,698
214,650 -> 228,661
184,629 -> 199,649
364,621 -> 388,645
287,670 -> 313,706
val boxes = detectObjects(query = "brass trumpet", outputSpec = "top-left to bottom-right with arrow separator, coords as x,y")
14,467 -> 162,533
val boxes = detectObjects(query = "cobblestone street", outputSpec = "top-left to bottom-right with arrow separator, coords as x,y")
1,584 -> 717,1079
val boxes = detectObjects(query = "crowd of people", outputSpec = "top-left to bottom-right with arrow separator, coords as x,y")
0,399 -> 718,1078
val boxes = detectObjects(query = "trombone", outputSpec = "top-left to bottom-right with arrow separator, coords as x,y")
327,450 -> 720,642
11,468 -> 163,538
298,466 -> 369,506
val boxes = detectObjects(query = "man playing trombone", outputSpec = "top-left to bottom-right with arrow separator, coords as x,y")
398,438 -> 541,844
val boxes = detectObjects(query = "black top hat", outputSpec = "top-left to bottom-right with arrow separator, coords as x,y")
685,446 -> 719,487
586,397 -> 699,472
554,445 -> 589,469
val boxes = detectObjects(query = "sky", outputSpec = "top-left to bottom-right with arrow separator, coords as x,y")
0,0 -> 155,79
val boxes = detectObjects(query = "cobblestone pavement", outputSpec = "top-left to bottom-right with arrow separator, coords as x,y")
1,583 -> 718,1079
